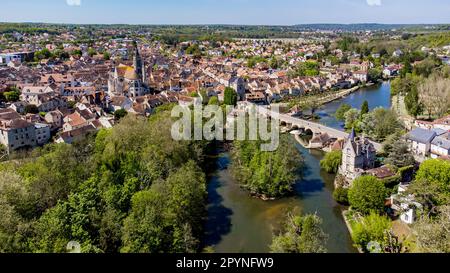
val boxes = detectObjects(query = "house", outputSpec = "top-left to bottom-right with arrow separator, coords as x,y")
63,109 -> 96,132
56,124 -> 96,144
0,108 -> 37,152
430,132 -> 450,159
40,73 -> 76,88
353,70 -> 368,82
406,128 -> 446,161
309,133 -> 332,149
339,129 -> 376,183
34,123 -> 51,146
415,115 -> 450,131
107,96 -> 133,112
390,184 -> 422,225
45,110 -> 65,131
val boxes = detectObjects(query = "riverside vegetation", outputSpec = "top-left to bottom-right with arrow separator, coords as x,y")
0,108 -> 212,253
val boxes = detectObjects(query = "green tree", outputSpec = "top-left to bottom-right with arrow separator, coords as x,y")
385,140 -> 416,168
360,107 -> 402,142
352,212 -> 392,252
270,214 -> 328,253
4,90 -> 21,102
114,109 -> 128,120
121,161 -> 206,253
368,68 -> 382,82
348,176 -> 387,215
404,86 -> 422,118
335,104 -> 351,121
224,87 -> 238,106
320,150 -> 342,174
231,135 -> 302,199
344,108 -> 360,130
361,100 -> 369,118
24,105 -> 39,114
103,52 -> 111,60
88,48 -> 97,57
413,159 -> 450,208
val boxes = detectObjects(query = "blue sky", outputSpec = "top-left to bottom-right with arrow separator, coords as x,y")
2,0 -> 450,25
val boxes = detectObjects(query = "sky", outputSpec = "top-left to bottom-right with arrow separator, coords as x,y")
1,0 -> 450,25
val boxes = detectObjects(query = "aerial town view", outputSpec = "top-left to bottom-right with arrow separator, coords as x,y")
0,0 -> 449,266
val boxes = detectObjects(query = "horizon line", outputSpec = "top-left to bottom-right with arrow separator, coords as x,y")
1,21 -> 450,27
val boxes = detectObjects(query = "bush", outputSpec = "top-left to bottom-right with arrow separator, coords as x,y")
333,187 -> 349,205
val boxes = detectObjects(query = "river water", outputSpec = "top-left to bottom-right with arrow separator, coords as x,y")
203,82 -> 392,253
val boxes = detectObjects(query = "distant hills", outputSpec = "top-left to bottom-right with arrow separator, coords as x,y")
292,24 -> 450,31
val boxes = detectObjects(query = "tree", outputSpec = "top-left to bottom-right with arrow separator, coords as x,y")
269,57 -> 279,69
413,206 -> 450,253
348,176 -> 387,215
404,85 -> 422,118
418,76 -> 450,119
0,107 -> 210,253
185,44 -> 201,57
352,212 -> 392,252
360,100 -> 369,118
224,87 -> 238,106
385,140 -> 416,168
24,105 -> 39,114
412,159 -> 450,209
114,109 -> 128,120
88,48 -> 97,57
344,108 -> 360,130
320,150 -> 342,174
413,57 -> 441,77
270,214 -> 328,253
103,52 -> 111,61
121,162 -> 206,253
360,107 -> 402,142
290,61 -> 320,77
335,104 -> 351,121
231,135 -> 303,199
4,90 -> 21,102
368,68 -> 382,82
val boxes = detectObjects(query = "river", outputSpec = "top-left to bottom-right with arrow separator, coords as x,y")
203,82 -> 392,253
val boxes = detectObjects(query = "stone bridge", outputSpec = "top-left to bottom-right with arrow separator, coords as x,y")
249,104 -> 383,151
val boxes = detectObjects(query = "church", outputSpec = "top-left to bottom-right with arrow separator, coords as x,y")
108,44 -> 149,98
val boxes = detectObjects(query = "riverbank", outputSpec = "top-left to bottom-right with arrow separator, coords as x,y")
391,94 -> 415,130
315,86 -> 360,105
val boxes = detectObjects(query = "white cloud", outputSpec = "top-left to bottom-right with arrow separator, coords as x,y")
366,0 -> 382,6
66,0 -> 81,6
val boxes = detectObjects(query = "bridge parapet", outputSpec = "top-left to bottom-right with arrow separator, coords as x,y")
252,104 -> 382,151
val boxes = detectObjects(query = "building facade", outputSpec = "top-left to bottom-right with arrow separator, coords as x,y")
339,129 -> 376,183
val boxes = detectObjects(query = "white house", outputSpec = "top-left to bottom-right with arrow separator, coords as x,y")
0,53 -> 22,64
391,184 -> 422,225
